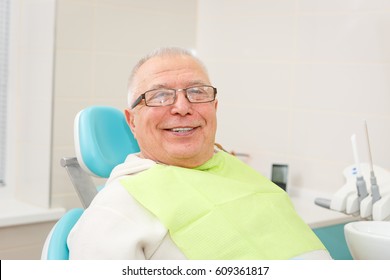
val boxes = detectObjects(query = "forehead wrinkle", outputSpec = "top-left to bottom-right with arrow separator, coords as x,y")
131,57 -> 210,101
149,79 -> 210,91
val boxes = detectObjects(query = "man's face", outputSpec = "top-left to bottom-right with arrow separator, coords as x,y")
125,55 -> 218,168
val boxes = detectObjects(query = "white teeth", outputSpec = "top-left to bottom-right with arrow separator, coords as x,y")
171,127 -> 193,132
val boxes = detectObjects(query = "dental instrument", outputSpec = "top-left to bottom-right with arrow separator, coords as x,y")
351,134 -> 369,203
364,121 -> 381,204
314,197 -> 331,209
314,125 -> 390,220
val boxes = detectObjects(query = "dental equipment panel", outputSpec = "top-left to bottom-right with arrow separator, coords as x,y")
271,164 -> 288,191
315,122 -> 390,221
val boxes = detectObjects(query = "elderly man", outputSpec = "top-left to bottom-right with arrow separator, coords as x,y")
68,47 -> 331,260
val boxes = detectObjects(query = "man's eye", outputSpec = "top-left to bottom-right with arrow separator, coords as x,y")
149,90 -> 172,101
187,88 -> 209,100
145,90 -> 174,106
187,87 -> 204,95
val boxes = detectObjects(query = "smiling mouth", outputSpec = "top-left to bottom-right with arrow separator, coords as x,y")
164,127 -> 200,135
170,127 -> 194,132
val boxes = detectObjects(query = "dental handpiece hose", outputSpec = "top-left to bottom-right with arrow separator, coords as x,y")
365,121 -> 381,203
370,171 -> 381,203
356,175 -> 369,203
351,134 -> 369,203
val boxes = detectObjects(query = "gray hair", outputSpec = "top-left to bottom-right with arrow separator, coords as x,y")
127,47 -> 209,107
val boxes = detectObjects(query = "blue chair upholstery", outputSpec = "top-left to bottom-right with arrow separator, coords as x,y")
60,106 -> 140,208
75,106 -> 140,178
42,106 -> 140,260
42,208 -> 84,260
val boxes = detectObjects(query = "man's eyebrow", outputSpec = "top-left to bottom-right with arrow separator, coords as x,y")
138,84 -> 167,93
148,83 -> 169,90
187,80 -> 209,86
148,80 -> 210,91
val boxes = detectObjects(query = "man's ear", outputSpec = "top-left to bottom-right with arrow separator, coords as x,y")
124,108 -> 136,136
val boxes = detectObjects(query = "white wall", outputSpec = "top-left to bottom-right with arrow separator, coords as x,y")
3,0 -> 390,259
50,0 -> 197,209
1,0 -> 197,259
197,0 -> 390,195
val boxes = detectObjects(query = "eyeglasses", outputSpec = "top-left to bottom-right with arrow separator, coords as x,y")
131,85 -> 217,109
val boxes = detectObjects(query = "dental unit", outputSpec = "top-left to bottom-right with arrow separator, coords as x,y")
315,122 -> 390,221
365,121 -> 381,204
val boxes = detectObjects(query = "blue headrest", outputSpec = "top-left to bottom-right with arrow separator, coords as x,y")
47,208 -> 84,260
75,106 -> 140,178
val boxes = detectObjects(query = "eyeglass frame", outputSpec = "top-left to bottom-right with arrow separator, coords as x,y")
130,85 -> 217,109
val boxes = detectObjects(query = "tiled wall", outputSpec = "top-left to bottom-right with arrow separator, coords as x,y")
197,0 -> 390,195
1,0 -> 197,260
3,0 -> 390,259
51,0 -> 197,209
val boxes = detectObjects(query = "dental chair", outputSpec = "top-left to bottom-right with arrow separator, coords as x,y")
41,106 -> 140,260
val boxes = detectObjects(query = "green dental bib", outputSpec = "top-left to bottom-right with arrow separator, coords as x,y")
120,152 -> 325,259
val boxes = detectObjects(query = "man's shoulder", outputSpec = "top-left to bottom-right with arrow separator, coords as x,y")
106,154 -> 156,184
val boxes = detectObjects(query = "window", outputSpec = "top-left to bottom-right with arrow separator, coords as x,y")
0,0 -> 64,227
0,0 -> 9,186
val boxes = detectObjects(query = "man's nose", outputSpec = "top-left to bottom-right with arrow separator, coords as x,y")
170,91 -> 193,116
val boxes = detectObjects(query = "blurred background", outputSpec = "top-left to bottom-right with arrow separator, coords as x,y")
1,0 -> 389,259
